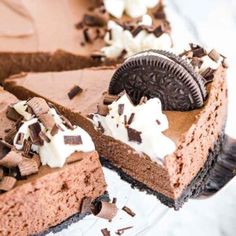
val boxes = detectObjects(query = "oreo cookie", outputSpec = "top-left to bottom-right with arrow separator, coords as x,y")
109,50 -> 207,111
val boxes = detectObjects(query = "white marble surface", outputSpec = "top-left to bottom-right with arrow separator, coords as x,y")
53,1 -> 236,235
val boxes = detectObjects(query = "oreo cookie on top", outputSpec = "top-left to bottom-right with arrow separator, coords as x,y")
109,46 -> 226,111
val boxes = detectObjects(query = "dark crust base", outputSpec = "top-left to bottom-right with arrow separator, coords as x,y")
33,192 -> 110,236
100,133 -> 225,210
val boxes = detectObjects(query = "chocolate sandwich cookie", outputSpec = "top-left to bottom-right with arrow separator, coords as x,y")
109,50 -> 207,111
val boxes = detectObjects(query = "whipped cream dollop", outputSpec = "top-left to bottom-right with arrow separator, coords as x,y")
102,15 -> 172,58
92,94 -> 176,162
104,0 -> 159,18
13,100 -> 95,168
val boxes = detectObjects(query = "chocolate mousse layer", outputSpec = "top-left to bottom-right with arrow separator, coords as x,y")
0,0 -> 169,83
3,64 -> 227,208
0,89 -> 107,235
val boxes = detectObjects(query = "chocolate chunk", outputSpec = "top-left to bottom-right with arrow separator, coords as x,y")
190,44 -> 207,58
28,122 -> 42,145
122,206 -> 136,217
101,228 -> 110,236
127,113 -> 135,125
97,104 -> 109,116
68,85 -> 83,100
201,68 -> 215,84
18,158 -> 39,177
23,140 -> 32,157
208,49 -> 220,62
127,127 -> 142,143
0,176 -> 16,191
39,113 -> 55,130
103,94 -> 119,105
118,104 -> 125,116
80,197 -> 92,213
115,226 -> 133,235
4,127 -> 17,144
64,135 -> 83,145
6,105 -> 22,121
91,201 -> 118,220
109,50 -> 207,111
0,150 -> 23,168
27,97 -> 50,116
39,131 -> 50,143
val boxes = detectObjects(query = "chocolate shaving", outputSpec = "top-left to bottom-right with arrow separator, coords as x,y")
115,226 -> 133,235
156,119 -> 161,125
0,176 -> 16,191
132,25 -> 144,37
127,127 -> 142,143
122,206 -> 136,217
153,25 -> 164,37
27,97 -> 50,116
127,113 -> 135,125
201,68 -> 216,84
82,13 -> 107,27
66,152 -> 82,164
0,150 -> 23,168
64,135 -> 83,145
208,49 -> 220,62
18,158 -> 39,177
80,197 -> 92,213
190,44 -> 207,58
6,105 -> 22,121
98,121 -> 105,133
39,131 -> 50,143
112,197 -> 117,204
97,104 -> 109,116
50,124 -> 59,136
118,104 -> 125,116
28,122 -> 42,145
101,228 -> 110,236
68,85 -> 83,100
15,132 -> 24,145
39,113 -> 55,130
91,201 -> 118,220
103,94 -> 119,105
139,96 -> 148,105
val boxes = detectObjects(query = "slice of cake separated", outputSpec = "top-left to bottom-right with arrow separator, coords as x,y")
0,0 -> 171,83
0,88 -> 107,235
4,44 -> 228,209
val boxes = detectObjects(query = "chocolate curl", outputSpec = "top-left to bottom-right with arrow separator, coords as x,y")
0,150 -> 23,168
6,105 -> 22,121
66,152 -> 82,164
91,201 -> 118,220
0,176 -> 17,191
208,49 -> 220,62
27,97 -> 50,116
115,226 -> 133,235
18,158 -> 39,176
38,113 -> 55,130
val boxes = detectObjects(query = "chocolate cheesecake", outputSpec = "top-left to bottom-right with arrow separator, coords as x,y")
4,44 -> 228,209
0,88 -> 107,235
0,0 -> 171,83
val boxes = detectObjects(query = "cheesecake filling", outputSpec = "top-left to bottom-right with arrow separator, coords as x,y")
92,93 -> 176,162
102,15 -> 172,58
104,0 -> 159,18
13,100 -> 95,168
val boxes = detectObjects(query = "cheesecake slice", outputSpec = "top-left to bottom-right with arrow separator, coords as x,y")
4,45 -> 228,209
0,0 -> 170,83
0,88 -> 106,235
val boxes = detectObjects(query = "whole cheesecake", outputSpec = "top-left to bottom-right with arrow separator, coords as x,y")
4,45 -> 228,209
0,88 -> 107,235
0,0 -> 171,83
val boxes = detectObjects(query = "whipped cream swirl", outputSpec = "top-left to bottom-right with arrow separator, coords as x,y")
104,0 -> 159,18
13,100 -> 95,168
102,15 -> 172,58
92,94 -> 176,162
